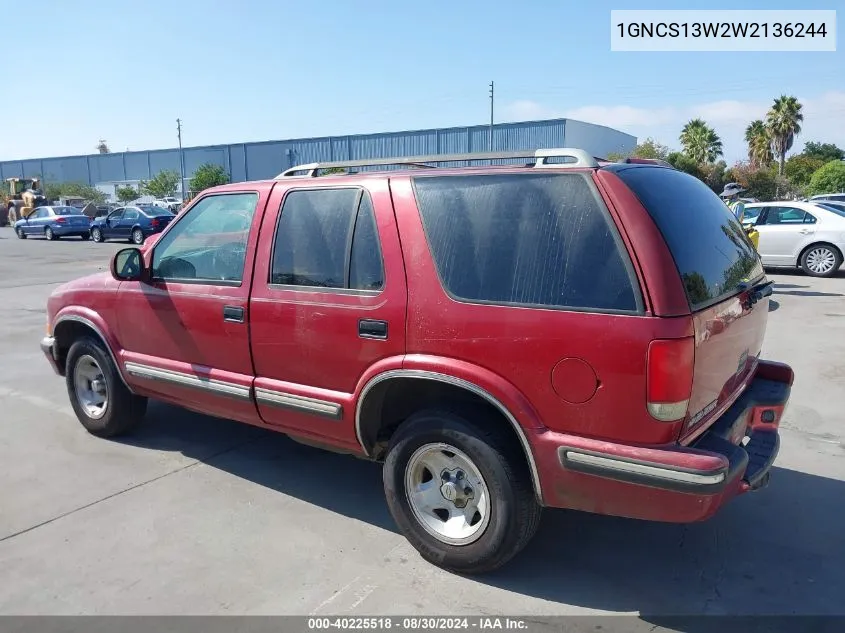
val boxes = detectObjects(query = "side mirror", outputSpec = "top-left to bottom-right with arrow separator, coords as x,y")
111,247 -> 146,282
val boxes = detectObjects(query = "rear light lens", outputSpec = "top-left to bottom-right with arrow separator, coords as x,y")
151,219 -> 160,228
55,217 -> 66,224
647,338 -> 694,422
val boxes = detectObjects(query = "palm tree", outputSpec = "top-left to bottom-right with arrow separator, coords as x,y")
766,95 -> 804,176
744,120 -> 773,168
680,119 -> 723,164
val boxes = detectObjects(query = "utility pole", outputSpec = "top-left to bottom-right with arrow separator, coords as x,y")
488,81 -> 494,152
177,118 -> 186,200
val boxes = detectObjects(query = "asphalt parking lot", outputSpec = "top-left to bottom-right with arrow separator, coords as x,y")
0,227 -> 843,623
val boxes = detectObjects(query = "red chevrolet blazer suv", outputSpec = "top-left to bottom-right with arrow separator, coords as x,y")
40,149 -> 793,574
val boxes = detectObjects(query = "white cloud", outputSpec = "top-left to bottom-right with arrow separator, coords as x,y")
501,91 -> 845,163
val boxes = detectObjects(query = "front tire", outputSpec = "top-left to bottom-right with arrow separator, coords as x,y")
131,228 -> 144,245
800,244 -> 842,277
65,337 -> 147,437
383,408 -> 542,574
91,227 -> 103,243
16,227 -> 26,239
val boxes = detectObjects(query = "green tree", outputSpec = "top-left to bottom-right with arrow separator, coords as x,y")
666,151 -> 702,178
744,120 -> 773,168
807,160 -> 845,196
802,142 -> 844,163
679,119 -> 723,164
141,170 -> 180,198
44,181 -> 106,204
766,95 -> 804,176
727,162 -> 796,202
784,154 -> 825,191
115,185 -> 139,203
607,137 -> 671,162
699,160 -> 729,194
189,163 -> 230,194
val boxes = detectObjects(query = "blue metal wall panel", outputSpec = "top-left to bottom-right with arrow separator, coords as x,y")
21,159 -> 43,178
184,146 -> 228,175
230,144 -> 247,181
124,153 -> 150,181
563,119 -> 636,158
41,156 -> 89,183
148,150 -> 181,176
287,138 -> 332,167
0,119 -> 637,193
90,154 -> 125,183
245,142 -> 286,181
330,138 -> 350,162
1,161 -> 23,179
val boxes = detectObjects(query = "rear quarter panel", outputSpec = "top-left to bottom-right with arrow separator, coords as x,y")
389,174 -> 692,445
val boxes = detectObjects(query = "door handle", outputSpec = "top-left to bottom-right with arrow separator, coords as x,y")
799,229 -> 812,234
223,305 -> 245,323
359,319 -> 388,340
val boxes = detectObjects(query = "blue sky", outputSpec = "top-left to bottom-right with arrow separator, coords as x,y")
3,0 -> 842,164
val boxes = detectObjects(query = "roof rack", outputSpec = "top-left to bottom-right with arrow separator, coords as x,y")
275,148 -> 600,178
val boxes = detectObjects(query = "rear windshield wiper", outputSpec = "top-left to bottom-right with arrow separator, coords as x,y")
737,280 -> 774,308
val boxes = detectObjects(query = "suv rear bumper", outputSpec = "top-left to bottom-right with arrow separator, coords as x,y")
536,360 -> 792,523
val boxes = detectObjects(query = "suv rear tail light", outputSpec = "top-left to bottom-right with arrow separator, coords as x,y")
647,338 -> 694,422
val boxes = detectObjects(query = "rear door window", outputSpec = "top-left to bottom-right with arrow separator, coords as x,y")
270,188 -> 385,291
412,173 -> 640,312
611,165 -> 763,312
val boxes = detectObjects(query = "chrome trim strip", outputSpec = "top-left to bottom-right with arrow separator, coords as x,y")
53,315 -> 135,393
563,451 -> 726,485
355,369 -> 544,504
255,387 -> 343,420
124,362 -> 251,401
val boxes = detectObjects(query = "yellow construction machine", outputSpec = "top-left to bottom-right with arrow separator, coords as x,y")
1,177 -> 47,226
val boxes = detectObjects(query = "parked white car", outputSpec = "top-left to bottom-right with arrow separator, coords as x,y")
153,196 -> 182,212
744,201 -> 845,277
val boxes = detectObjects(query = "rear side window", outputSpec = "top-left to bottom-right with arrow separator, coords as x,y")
271,188 -> 384,291
412,173 -> 640,312
613,166 -> 763,312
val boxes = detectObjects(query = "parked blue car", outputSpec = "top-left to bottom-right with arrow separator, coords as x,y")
90,204 -> 175,245
14,206 -> 91,240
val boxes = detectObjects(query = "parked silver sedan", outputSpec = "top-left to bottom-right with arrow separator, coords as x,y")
743,201 -> 845,277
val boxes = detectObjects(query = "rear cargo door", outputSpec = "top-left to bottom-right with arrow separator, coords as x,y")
613,166 -> 768,441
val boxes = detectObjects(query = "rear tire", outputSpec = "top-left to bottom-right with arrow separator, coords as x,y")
8,207 -> 18,224
45,227 -> 58,241
800,244 -> 842,277
383,408 -> 542,574
65,337 -> 147,438
16,227 -> 26,239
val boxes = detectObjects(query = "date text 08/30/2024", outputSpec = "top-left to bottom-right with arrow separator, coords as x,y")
307,617 -> 528,630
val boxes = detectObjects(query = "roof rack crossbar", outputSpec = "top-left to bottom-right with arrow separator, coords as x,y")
275,148 -> 599,178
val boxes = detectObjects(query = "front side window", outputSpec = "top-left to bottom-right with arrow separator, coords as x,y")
270,188 -> 384,291
412,173 -> 639,312
152,192 -> 258,284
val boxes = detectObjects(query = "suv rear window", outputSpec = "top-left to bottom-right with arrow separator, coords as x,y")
412,173 -> 640,313
612,166 -> 763,312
